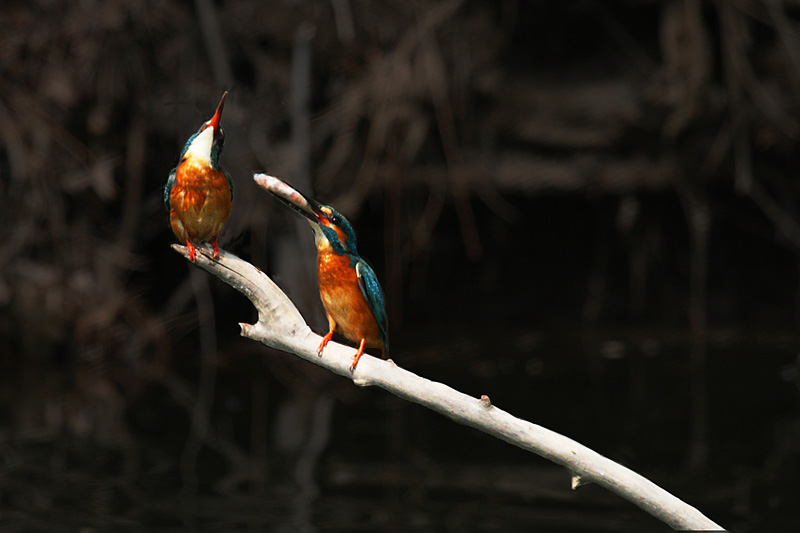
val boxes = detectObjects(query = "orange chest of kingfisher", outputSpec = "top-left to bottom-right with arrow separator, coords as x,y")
316,246 -> 384,350
165,92 -> 233,262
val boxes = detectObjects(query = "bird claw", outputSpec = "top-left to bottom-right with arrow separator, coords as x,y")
317,332 -> 333,357
349,338 -> 366,372
186,241 -> 197,262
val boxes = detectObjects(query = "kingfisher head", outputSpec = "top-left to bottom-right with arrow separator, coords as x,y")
254,174 -> 358,256
180,91 -> 227,168
306,204 -> 358,256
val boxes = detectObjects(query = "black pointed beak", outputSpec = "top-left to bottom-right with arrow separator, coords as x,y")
253,173 -> 323,223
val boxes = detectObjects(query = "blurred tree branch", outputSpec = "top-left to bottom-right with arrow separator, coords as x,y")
171,243 -> 725,532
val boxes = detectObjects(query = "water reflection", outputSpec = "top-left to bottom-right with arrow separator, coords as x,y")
3,324 -> 795,531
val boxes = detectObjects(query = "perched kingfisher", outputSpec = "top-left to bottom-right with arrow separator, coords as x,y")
165,91 -> 233,262
254,173 -> 389,371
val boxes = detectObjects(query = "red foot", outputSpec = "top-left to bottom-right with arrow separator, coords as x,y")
317,330 -> 334,356
350,338 -> 367,372
212,239 -> 220,260
186,241 -> 197,262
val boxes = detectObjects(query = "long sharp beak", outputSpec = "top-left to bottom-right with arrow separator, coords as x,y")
207,91 -> 227,132
253,173 -> 322,222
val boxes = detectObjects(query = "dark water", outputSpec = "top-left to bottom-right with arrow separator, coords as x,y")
2,323 -> 796,532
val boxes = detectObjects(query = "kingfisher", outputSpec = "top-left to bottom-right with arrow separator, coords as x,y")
165,91 -> 233,262
254,173 -> 389,371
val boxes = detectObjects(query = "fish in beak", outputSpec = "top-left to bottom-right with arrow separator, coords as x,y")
253,173 -> 323,223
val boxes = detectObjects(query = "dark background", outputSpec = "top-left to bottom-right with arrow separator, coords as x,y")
1,0 -> 799,530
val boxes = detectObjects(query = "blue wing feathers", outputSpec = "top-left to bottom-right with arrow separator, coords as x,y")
164,168 -> 176,210
356,259 -> 389,352
225,170 -> 234,203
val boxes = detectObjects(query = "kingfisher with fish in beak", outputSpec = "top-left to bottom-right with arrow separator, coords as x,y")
254,173 -> 389,372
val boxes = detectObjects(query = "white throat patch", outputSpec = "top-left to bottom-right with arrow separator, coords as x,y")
184,126 -> 214,164
310,221 -> 331,249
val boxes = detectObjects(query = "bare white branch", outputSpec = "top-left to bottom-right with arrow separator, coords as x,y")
173,243 -> 726,532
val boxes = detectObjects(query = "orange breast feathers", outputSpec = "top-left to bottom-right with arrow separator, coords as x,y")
316,251 -> 383,349
169,161 -> 232,243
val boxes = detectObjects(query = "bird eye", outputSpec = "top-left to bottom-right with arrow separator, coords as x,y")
329,214 -> 340,225
216,128 -> 225,147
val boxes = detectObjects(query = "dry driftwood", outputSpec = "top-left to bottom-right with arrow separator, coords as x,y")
172,242 -> 725,532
